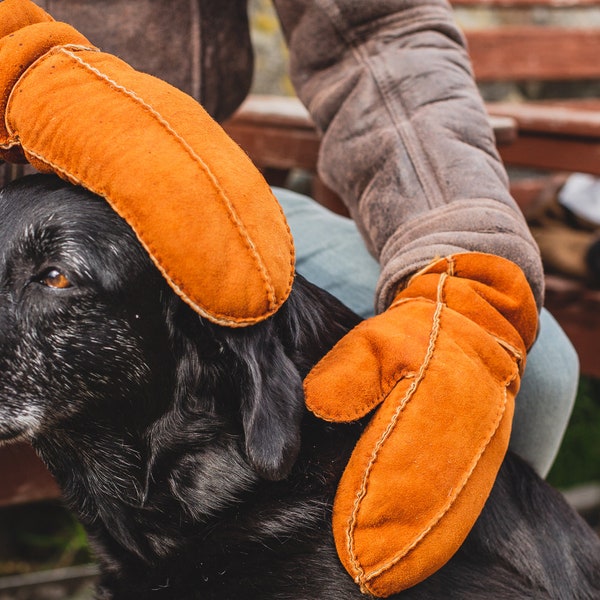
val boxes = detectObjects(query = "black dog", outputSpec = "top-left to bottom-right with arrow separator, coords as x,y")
0,174 -> 598,599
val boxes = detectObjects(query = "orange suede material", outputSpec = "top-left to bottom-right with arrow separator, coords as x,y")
0,0 -> 52,38
0,2 -> 295,327
399,253 -> 539,352
304,253 -> 538,596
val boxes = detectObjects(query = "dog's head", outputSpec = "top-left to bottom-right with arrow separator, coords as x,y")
0,174 -> 358,484
0,174 -> 165,439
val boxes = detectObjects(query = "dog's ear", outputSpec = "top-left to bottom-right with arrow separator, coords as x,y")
219,274 -> 361,482
164,295 -> 305,482
227,327 -> 305,481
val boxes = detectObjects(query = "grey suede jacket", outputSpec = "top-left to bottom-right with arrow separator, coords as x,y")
0,0 -> 544,310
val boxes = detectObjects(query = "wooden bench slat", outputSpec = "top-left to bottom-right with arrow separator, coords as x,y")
0,443 -> 60,508
499,133 -> 600,174
466,28 -> 600,81
453,0 -> 600,6
489,100 -> 600,176
487,100 -> 600,137
544,276 -> 600,380
223,96 -> 321,172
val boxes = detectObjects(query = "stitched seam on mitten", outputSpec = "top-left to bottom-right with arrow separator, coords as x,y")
18,143 -> 268,327
346,273 -> 448,591
59,48 -> 279,313
8,47 -> 290,324
363,368 -> 517,590
492,335 -> 524,367
2,42 -> 97,142
304,297 -> 429,423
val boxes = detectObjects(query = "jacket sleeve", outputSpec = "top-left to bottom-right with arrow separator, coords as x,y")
272,0 -> 544,312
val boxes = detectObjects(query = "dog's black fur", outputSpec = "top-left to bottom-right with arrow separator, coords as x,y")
0,174 -> 598,599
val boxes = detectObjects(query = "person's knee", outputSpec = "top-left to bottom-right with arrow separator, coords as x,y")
529,309 -> 579,405
511,309 -> 579,477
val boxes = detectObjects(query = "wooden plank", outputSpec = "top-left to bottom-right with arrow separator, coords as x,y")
544,276 -> 600,380
224,121 -> 321,172
0,443 -> 60,507
499,133 -> 600,174
223,96 -> 320,172
224,95 -> 317,129
453,0 -> 600,6
509,174 -> 570,212
487,100 -> 600,137
465,28 -> 600,81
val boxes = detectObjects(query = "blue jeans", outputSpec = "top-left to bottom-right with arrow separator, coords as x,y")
275,187 -> 579,478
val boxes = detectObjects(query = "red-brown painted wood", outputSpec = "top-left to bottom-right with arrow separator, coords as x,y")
0,443 -> 60,507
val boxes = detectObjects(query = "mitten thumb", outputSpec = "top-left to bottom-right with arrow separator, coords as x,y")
305,301 -> 433,422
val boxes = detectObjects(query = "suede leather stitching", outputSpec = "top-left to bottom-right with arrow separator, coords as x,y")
304,253 -> 535,595
346,273 -> 448,592
493,335 -> 524,369
347,260 -> 520,594
6,44 -> 293,326
19,142 -> 271,328
59,48 -> 280,315
304,297 -> 429,423
363,374 -> 515,592
21,146 -> 82,186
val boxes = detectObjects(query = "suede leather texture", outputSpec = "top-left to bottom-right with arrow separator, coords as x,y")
25,0 -> 253,123
0,0 -> 294,326
0,0 -> 544,317
305,253 -> 538,596
0,0 -> 51,35
0,2 -> 543,594
272,0 -> 545,313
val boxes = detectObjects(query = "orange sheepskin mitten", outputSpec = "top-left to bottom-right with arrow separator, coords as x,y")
305,252 -> 538,597
0,0 -> 294,327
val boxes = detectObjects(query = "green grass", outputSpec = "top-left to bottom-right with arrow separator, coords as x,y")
548,376 -> 600,489
0,502 -> 92,576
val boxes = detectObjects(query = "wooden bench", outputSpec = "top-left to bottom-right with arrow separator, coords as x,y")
0,443 -> 60,508
453,0 -> 600,175
452,0 -> 600,378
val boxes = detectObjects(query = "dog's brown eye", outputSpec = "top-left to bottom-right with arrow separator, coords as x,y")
39,268 -> 72,289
